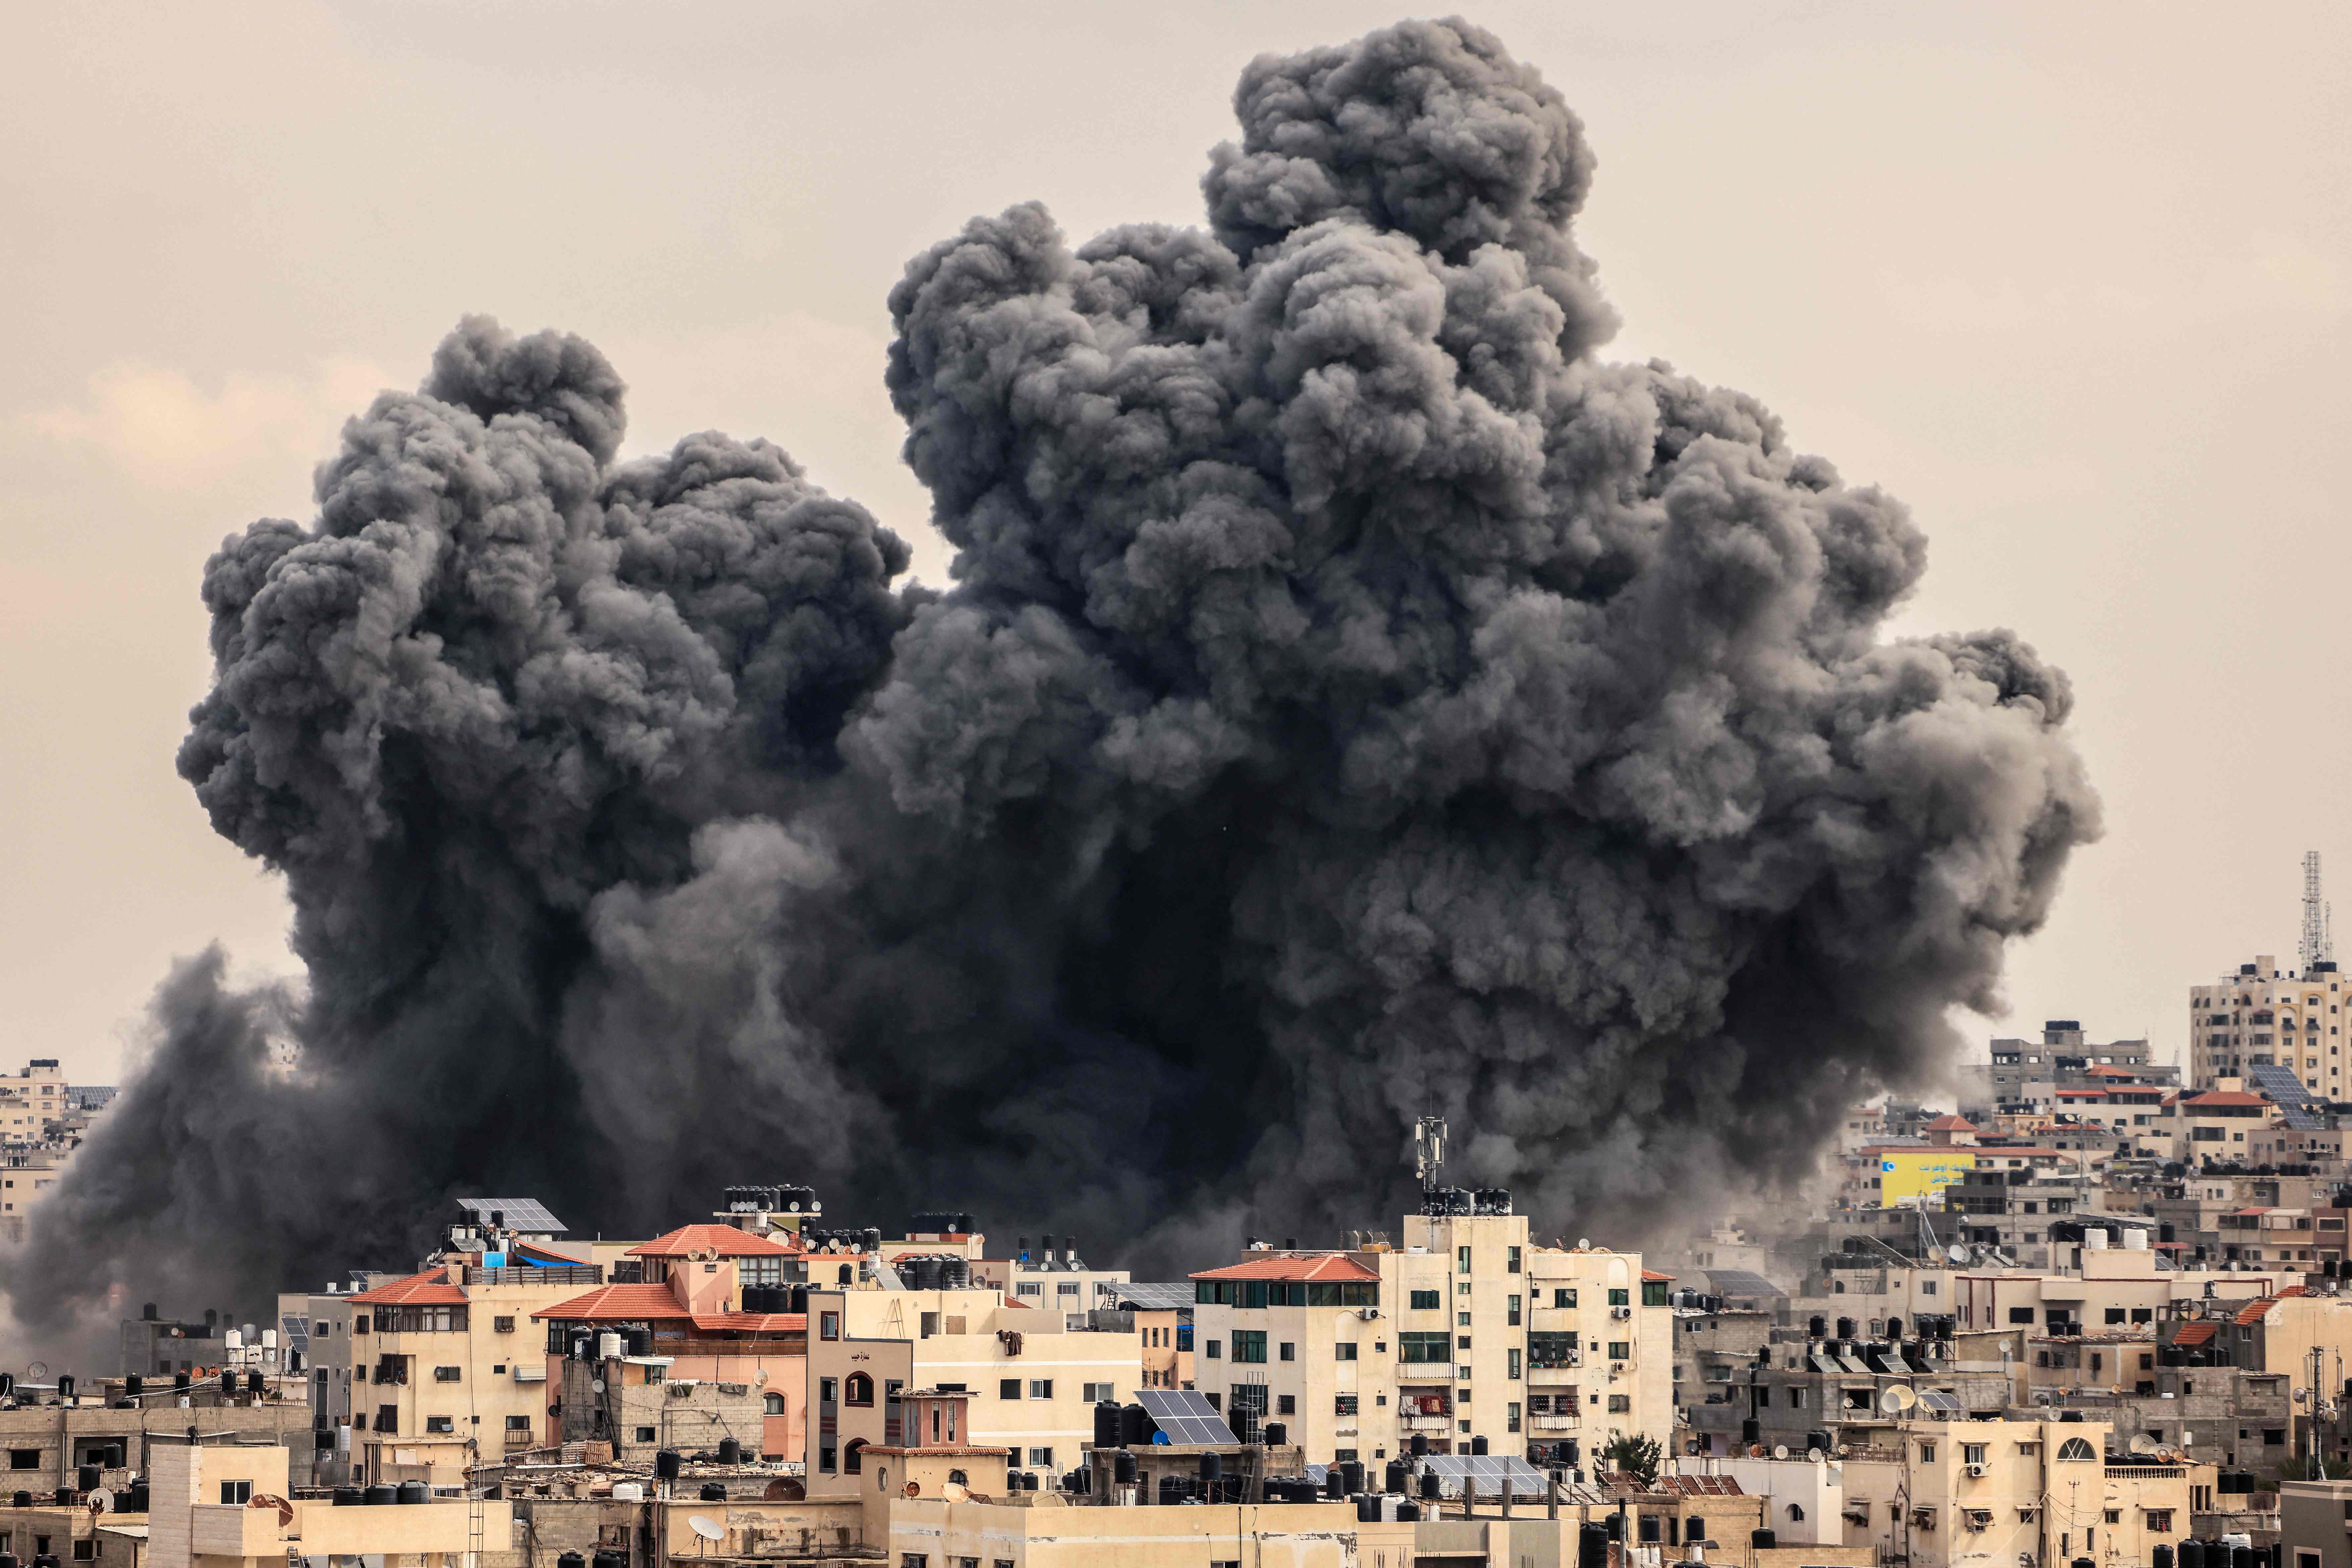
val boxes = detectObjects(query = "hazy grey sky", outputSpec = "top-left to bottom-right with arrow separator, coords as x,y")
5,0 -> 2346,1087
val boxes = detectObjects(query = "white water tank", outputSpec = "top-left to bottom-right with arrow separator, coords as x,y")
598,1331 -> 622,1360
2124,1229 -> 2150,1251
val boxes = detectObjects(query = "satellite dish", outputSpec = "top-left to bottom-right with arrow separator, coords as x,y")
87,1489 -> 112,1514
591,1378 -> 605,1394
1807,1449 -> 1825,1464
1772,1446 -> 1789,1460
942,1482 -> 968,1502
1878,1384 -> 1917,1414
2129,1435 -> 2159,1456
1577,1238 -> 1591,1250
1947,1244 -> 1972,1265
902,1482 -> 921,1498
688,1517 -> 725,1542
1836,1444 -> 1851,1457
26,1362 -> 45,1381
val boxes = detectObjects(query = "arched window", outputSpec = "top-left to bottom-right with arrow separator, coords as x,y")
843,1438 -> 869,1475
2056,1437 -> 2096,1462
844,1372 -> 874,1406
763,1393 -> 785,1415
1788,1505 -> 1805,1522
948,1469 -> 968,1487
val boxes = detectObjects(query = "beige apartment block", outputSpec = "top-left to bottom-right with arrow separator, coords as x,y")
882,1495 -> 1416,1568
148,1437 -> 511,1568
2191,956 -> 2349,1094
346,1264 -> 600,1486
1952,1245 -> 2293,1337
1521,1242 -> 1672,1466
1189,1254 -> 1382,1460
804,1286 -> 1139,1496
1842,1418 -> 2194,1568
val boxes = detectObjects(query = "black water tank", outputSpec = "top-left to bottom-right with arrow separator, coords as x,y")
1835,1317 -> 1856,1340
1411,1432 -> 1428,1458
1325,1468 -> 1346,1498
2179,1544 -> 2203,1568
2074,1558 -> 2094,1568
1263,1421 -> 1286,1447
1469,1435 -> 1488,1457
55,1376 -> 72,1402
1095,1400 -> 1122,1449
2154,1548 -> 2176,1568
1398,1501 -> 1421,1522
1120,1404 -> 1156,1447
9,1492 -> 27,1510
1887,1317 -> 1904,1340
1753,1530 -> 1778,1550
125,1376 -> 142,1398
594,1551 -> 626,1568
699,1483 -> 725,1502
656,1449 -> 683,1481
717,1436 -> 741,1466
34,1555 -> 59,1568
126,1482 -> 149,1513
627,1329 -> 653,1357
557,1552 -> 586,1568
2,1553 -> 19,1568
1807,1315 -> 1826,1336
1357,1494 -> 1381,1523
107,1446 -> 123,1470
1066,1467 -> 1089,1495
1199,1452 -> 1221,1481
333,1486 -> 362,1507
788,1286 -> 808,1313
77,1466 -> 100,1492
1580,1522 -> 1610,1568
53,1491 -> 76,1508
1340,1460 -> 1365,1494
219,1372 -> 235,1395
171,1371 -> 190,1392
364,1485 -> 397,1505
1021,1470 -> 1038,1493
396,1481 -> 429,1505
1386,1460 -> 1410,1494
2233,1546 -> 2256,1568
1420,1467 -> 1440,1500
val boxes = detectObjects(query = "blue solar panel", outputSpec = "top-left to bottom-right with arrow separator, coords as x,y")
1136,1388 -> 1236,1445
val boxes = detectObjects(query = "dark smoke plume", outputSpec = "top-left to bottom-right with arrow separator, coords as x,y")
3,18 -> 2095,1342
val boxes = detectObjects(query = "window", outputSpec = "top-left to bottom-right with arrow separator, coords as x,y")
433,1365 -> 461,1382
843,1439 -> 869,1475
1963,1444 -> 1988,1465
1205,1340 -> 1221,1359
1508,1294 -> 1521,1326
375,1405 -> 397,1434
1528,1331 -> 1578,1368
1553,1288 -> 1577,1308
635,1426 -> 656,1443
820,1312 -> 840,1341
1458,1246 -> 1472,1273
1026,1447 -> 1054,1468
507,1415 -> 532,1431
493,1315 -> 515,1334
1641,1281 -> 1669,1307
902,1556 -> 928,1568
1279,1343 -> 1295,1362
1335,1343 -> 1358,1361
1016,1282 -> 1041,1298
1607,1342 -> 1629,1359
1507,1247 -> 1521,1273
1458,1311 -> 1472,1327
1507,1401 -> 1521,1432
1400,1332 -> 1450,1363
2009,1307 -> 2035,1324
1607,1289 -> 1629,1307
845,1373 -> 875,1406
219,1481 -> 252,1505
1607,1394 -> 1629,1413
2146,1511 -> 2174,1533
425,1416 -> 453,1434
818,1446 -> 837,1474
2056,1437 -> 2097,1461
999,1378 -> 1021,1400
1508,1349 -> 1521,1378
1458,1336 -> 1472,1350
7,1452 -> 36,1471
1027,1380 -> 1053,1400
820,1378 -> 839,1404
1232,1331 -> 1267,1364
1278,1395 -> 1296,1415
355,1315 -> 370,1334
1411,1288 -> 1442,1310
1082,1382 -> 1117,1402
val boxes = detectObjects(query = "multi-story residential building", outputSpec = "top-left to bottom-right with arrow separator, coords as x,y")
1841,1417 -> 2194,1568
803,1283 -> 1139,1492
1958,1022 -> 2175,1124
2158,1084 -> 2282,1166
1186,1202 -> 1673,1469
2192,955 -> 2349,1094
1094,1282 -> 1193,1390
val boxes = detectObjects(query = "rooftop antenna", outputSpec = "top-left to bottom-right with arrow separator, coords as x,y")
1415,1115 -> 1448,1194
2303,850 -> 2335,976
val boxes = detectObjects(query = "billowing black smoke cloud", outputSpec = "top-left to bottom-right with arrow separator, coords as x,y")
4,18 -> 2095,1342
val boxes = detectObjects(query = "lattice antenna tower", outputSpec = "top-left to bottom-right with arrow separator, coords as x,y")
1415,1115 -> 1448,1194
2304,850 -> 2335,975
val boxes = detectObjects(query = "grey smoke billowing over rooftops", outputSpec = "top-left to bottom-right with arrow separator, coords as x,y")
0,17 -> 2095,1339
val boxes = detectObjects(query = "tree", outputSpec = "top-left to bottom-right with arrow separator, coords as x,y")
1604,1432 -> 1662,1486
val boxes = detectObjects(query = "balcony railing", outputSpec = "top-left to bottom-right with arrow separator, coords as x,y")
1530,1414 -> 1581,1432
460,1264 -> 603,1287
1400,1414 -> 1453,1432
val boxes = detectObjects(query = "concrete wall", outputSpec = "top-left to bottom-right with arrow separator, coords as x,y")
0,1407 -> 316,1493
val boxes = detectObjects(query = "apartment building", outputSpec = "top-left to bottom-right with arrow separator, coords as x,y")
1958,1022 -> 2173,1123
803,1284 -> 1139,1493
1187,1253 -> 1381,1459
2160,1087 -> 2280,1165
146,1436 -> 508,1568
1095,1282 -> 1193,1390
1842,1417 -> 2193,1568
1522,1243 -> 1673,1469
2191,955 -> 2348,1094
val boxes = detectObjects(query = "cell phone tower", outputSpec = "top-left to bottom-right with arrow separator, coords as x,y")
2302,850 -> 2335,976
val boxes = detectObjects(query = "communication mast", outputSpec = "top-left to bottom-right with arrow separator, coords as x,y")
1415,1116 -> 1447,1194
2303,850 -> 2335,976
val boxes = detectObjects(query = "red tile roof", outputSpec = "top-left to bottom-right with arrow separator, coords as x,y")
688,1313 -> 809,1335
532,1284 -> 694,1322
350,1267 -> 467,1306
1925,1116 -> 1979,1131
1190,1254 -> 1381,1283
2172,1323 -> 2216,1347
1642,1270 -> 1674,1283
627,1224 -> 800,1258
2236,1286 -> 2308,1325
2186,1092 -> 2272,1107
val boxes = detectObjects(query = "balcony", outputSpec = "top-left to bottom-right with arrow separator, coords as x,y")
503,1428 -> 538,1448
1530,1414 -> 1581,1433
1527,1366 -> 1583,1385
1400,1414 -> 1453,1433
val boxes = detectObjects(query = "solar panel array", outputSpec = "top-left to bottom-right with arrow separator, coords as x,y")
1110,1283 -> 1198,1311
1416,1454 -> 1552,1498
1917,1389 -> 1964,1412
1699,1269 -> 1786,1301
2248,1063 -> 2327,1129
1136,1388 -> 1237,1445
456,1197 -> 566,1233
279,1313 -> 310,1353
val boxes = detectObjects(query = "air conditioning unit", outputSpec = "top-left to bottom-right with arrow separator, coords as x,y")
1611,1362 -> 1627,1374
1612,1306 -> 1632,1320
1359,1308 -> 1382,1321
1965,1463 -> 1986,1478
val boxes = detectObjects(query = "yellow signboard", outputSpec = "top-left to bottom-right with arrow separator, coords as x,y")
1875,1149 -> 1977,1206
